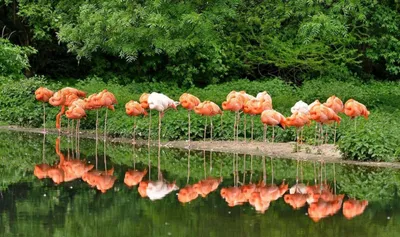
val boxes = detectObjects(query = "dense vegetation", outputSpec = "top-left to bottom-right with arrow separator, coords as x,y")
2,0 -> 400,85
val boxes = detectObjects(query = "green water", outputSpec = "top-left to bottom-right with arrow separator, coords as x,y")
0,131 -> 399,237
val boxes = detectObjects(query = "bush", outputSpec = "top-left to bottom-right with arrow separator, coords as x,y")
338,111 -> 400,162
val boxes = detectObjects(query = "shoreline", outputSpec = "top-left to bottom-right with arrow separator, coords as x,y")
1,125 -> 400,169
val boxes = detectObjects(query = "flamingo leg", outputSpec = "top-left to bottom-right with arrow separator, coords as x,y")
300,127 -> 304,145
250,154 -> 253,183
313,122 -> 318,146
251,116 -> 254,142
71,120 -> 74,159
42,103 -> 46,134
243,114 -> 247,142
204,150 -> 207,179
236,112 -> 241,142
188,110 -> 191,147
242,154 -> 246,184
187,149 -> 190,184
324,126 -> 329,144
95,110 -> 99,166
158,111 -> 162,149
104,109 -> 108,171
42,132 -> 46,162
296,127 -> 299,152
75,119 -> 78,157
320,124 -> 324,146
262,156 -> 266,184
204,116 -> 207,142
158,134 -> 161,181
132,116 -> 137,144
270,157 -> 274,185
77,119 -> 80,159
148,111 -> 152,147
210,117 -> 213,142
210,151 -> 213,173
233,112 -> 237,142
333,122 -> 337,145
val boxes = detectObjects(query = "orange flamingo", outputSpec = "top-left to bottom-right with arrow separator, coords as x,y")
178,184 -> 199,203
34,164 -> 52,179
125,100 -> 147,144
35,87 -> 54,133
49,87 -> 86,134
249,191 -> 271,213
193,177 -> 222,198
82,168 -> 114,187
344,99 -> 370,131
222,91 -> 247,141
194,101 -> 222,141
124,169 -> 148,187
343,199 -> 368,219
260,109 -> 286,143
179,93 -> 200,146
220,186 -> 247,207
324,96 -> 344,144
309,104 -> 341,145
286,112 -> 310,150
139,93 -> 152,146
284,193 -> 309,209
307,194 -> 344,222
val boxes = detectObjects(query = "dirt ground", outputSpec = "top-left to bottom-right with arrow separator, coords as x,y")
1,125 -> 400,169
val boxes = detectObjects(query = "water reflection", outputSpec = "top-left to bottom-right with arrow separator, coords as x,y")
31,132 -> 372,224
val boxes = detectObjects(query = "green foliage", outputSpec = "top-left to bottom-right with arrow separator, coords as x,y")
338,111 -> 400,162
3,0 -> 400,84
0,76 -> 59,127
0,38 -> 37,77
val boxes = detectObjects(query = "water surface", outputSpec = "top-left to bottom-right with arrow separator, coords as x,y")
0,131 -> 399,237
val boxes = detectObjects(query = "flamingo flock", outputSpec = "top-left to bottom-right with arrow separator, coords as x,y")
35,87 -> 370,148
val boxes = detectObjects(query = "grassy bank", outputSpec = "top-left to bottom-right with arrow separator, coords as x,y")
0,76 -> 399,161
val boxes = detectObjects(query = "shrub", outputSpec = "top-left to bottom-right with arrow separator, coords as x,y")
337,111 -> 400,162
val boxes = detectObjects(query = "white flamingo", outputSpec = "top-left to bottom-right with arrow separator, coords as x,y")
148,92 -> 179,148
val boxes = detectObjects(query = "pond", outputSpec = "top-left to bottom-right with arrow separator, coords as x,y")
0,131 -> 399,237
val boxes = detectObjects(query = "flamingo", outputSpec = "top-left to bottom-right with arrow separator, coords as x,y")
324,96 -> 344,144
309,104 -> 341,145
148,92 -> 179,149
65,99 -> 87,156
260,109 -> 286,143
84,92 -> 105,159
138,180 -> 179,201
177,185 -> 199,203
286,112 -> 310,151
97,90 -> 117,139
343,199 -> 368,219
179,93 -> 200,146
193,177 -> 222,198
344,99 -> 370,131
49,87 -> 86,134
194,101 -> 222,141
308,194 -> 344,222
139,93 -> 151,146
35,87 -> 54,134
222,91 -> 246,141
125,100 -> 148,144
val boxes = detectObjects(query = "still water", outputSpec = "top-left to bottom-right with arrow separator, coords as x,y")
0,131 -> 399,237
